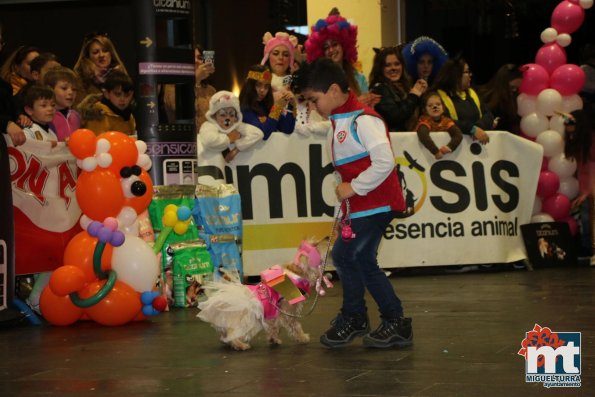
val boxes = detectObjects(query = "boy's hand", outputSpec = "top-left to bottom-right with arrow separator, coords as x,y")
18,114 -> 32,127
6,121 -> 26,146
335,182 -> 355,201
227,130 -> 241,143
474,128 -> 490,144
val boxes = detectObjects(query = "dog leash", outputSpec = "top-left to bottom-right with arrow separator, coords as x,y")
260,174 -> 354,319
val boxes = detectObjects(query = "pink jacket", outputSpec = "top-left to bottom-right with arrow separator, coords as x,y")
50,109 -> 81,142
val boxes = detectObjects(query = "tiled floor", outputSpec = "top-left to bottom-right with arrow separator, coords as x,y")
1,265 -> 593,396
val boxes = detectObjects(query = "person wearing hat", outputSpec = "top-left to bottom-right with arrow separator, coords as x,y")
402,36 -> 448,85
304,8 -> 379,107
198,90 -> 263,163
239,64 -> 295,140
261,31 -> 298,93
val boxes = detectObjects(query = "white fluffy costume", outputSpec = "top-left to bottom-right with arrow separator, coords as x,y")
198,90 -> 263,152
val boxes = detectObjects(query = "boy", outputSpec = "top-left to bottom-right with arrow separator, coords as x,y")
198,90 -> 263,163
43,66 -> 81,142
291,58 -> 412,349
22,85 -> 58,146
79,70 -> 136,136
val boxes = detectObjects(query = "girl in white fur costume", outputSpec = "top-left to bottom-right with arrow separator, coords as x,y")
198,90 -> 263,162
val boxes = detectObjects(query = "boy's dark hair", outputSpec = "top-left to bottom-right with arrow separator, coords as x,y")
24,85 -> 54,108
103,70 -> 133,92
29,52 -> 58,73
43,66 -> 78,88
291,58 -> 348,94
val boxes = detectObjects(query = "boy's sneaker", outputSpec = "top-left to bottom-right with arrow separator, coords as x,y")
320,313 -> 369,348
363,317 -> 413,348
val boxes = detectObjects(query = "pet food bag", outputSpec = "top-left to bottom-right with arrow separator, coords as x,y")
192,184 -> 242,238
171,240 -> 214,308
149,185 -> 198,271
205,234 -> 243,283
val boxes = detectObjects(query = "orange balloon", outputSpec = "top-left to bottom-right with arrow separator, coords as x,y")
99,132 -> 138,176
76,170 -> 125,220
63,231 -> 113,282
82,280 -> 142,326
39,287 -> 84,326
124,170 -> 154,216
68,129 -> 97,159
49,265 -> 86,296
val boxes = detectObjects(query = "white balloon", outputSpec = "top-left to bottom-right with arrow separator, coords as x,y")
117,206 -> 138,227
536,130 -> 564,157
560,95 -> 583,113
97,152 -> 112,168
135,140 -> 147,154
580,0 -> 593,10
556,33 -> 571,47
549,114 -> 566,134
540,27 -> 557,43
517,93 -> 538,116
532,196 -> 542,215
81,157 -> 97,172
558,176 -> 580,199
79,215 -> 92,230
531,213 -> 554,223
96,138 -> 111,154
520,112 -> 549,137
111,235 -> 160,292
537,89 -> 563,117
548,153 -> 577,178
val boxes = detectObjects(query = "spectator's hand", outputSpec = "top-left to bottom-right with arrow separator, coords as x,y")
434,151 -> 444,160
335,182 -> 355,201
195,62 -> 215,83
571,194 -> 587,211
474,127 -> 490,144
227,130 -> 241,143
274,90 -> 294,108
410,79 -> 428,97
439,146 -> 452,154
358,92 -> 381,107
18,114 -> 32,127
224,148 -> 239,163
6,121 -> 26,146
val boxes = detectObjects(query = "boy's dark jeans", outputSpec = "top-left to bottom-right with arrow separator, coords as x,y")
331,210 -> 403,320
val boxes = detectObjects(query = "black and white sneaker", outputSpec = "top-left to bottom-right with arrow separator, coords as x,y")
320,313 -> 370,348
363,317 -> 413,348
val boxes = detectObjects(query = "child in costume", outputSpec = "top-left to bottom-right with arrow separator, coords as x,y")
416,92 -> 462,159
239,64 -> 295,140
292,58 -> 412,349
198,90 -> 263,162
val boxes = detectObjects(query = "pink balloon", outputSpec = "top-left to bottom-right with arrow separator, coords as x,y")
551,1 -> 585,34
537,170 -> 560,198
519,64 -> 550,95
535,43 -> 567,75
540,157 -> 549,171
542,193 -> 571,220
550,64 -> 586,96
561,215 -> 578,236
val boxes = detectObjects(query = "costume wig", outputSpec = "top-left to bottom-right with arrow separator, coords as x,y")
402,36 -> 448,81
304,13 -> 358,64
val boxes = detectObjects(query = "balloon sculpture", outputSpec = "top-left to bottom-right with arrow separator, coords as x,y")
39,130 -> 165,326
519,0 -> 592,235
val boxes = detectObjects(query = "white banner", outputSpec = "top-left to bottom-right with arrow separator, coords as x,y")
6,137 -> 81,232
197,131 -> 543,275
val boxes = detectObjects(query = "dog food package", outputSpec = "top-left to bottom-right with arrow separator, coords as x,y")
170,240 -> 214,308
192,184 -> 242,238
149,185 -> 198,271
205,234 -> 243,283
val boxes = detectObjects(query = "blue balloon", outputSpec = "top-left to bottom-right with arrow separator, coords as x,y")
177,206 -> 191,221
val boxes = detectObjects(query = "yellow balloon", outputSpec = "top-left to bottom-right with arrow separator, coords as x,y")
162,211 -> 178,227
173,222 -> 189,235
164,204 -> 178,213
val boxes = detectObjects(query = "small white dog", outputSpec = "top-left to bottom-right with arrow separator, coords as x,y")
197,237 -> 331,350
